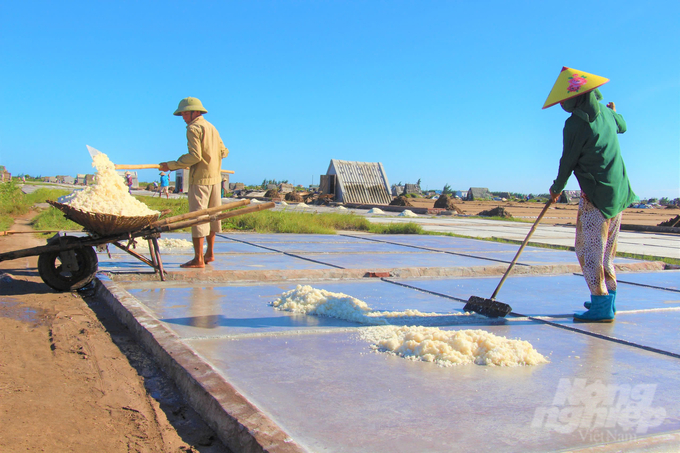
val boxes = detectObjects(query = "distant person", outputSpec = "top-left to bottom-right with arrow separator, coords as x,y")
160,97 -> 229,268
125,171 -> 133,194
543,67 -> 637,323
153,180 -> 158,192
158,172 -> 170,199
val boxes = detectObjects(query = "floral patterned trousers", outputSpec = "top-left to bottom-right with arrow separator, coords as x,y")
575,195 -> 622,296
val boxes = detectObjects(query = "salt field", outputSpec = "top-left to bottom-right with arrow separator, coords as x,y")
93,229 -> 680,452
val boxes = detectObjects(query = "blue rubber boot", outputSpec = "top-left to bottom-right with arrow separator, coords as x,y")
574,294 -> 615,323
584,290 -> 616,314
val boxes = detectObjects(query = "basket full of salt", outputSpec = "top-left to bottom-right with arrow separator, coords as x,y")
48,201 -> 159,236
53,148 -> 161,235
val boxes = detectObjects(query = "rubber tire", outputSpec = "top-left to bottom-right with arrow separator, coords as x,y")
38,239 -> 98,292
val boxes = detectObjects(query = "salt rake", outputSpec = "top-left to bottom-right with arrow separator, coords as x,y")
464,199 -> 553,318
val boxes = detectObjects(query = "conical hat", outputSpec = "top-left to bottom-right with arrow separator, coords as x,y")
542,67 -> 609,109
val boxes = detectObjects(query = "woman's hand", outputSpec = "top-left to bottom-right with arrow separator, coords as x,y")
607,102 -> 616,112
549,189 -> 561,203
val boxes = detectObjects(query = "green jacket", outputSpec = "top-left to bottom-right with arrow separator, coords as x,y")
550,102 -> 636,219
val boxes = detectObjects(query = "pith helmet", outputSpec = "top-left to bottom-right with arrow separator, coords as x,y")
173,97 -> 208,116
543,67 -> 609,109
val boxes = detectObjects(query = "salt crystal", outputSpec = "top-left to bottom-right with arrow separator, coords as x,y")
67,152 -> 158,217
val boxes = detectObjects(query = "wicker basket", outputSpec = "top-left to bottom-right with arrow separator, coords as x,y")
48,201 -> 159,236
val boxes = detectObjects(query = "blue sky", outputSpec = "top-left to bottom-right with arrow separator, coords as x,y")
1,1 -> 678,199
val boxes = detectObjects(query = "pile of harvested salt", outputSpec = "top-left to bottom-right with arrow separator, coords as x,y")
360,326 -> 549,367
271,285 -> 548,367
270,284 -> 462,325
398,210 -> 417,217
336,206 -> 348,210
294,203 -> 309,208
133,238 -> 193,251
68,152 -> 158,217
367,208 -> 385,214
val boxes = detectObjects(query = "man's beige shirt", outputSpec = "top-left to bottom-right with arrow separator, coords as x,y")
167,116 -> 229,185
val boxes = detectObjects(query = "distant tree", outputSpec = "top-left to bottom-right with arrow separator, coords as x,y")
442,184 -> 452,195
416,178 -> 421,187
648,198 -> 658,204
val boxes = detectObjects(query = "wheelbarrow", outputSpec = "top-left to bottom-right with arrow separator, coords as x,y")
0,199 -> 275,292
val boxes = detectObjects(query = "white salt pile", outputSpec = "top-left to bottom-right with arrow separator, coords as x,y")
337,206 -> 348,210
295,203 -> 309,208
398,210 -> 418,217
360,326 -> 549,367
271,285 -> 548,367
68,152 -> 158,217
250,199 -> 263,204
270,285 -> 470,325
133,238 -> 193,251
278,201 -> 288,206
367,208 -> 385,214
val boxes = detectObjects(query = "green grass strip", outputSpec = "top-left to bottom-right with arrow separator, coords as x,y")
31,208 -> 82,232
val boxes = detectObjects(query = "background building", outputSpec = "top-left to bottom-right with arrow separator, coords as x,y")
320,159 -> 392,205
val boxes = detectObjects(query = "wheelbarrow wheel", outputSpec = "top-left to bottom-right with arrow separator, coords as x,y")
37,239 -> 98,292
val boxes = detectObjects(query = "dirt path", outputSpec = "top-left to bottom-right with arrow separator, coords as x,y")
0,213 -> 228,452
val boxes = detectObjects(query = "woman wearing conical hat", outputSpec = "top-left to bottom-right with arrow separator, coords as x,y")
544,67 -> 637,323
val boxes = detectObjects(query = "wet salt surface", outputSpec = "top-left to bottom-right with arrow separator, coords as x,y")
106,232 -> 680,452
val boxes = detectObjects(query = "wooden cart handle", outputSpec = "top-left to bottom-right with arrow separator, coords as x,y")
114,164 -> 234,174
156,202 -> 275,233
148,199 -> 250,228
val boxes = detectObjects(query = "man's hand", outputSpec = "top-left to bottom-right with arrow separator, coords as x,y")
549,189 -> 561,203
159,162 -> 170,172
606,102 -> 616,112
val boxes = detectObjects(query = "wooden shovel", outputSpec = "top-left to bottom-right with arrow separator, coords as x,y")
115,164 -> 234,174
86,146 -> 234,173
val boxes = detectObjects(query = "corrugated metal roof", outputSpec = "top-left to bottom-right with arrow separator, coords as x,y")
327,159 -> 392,205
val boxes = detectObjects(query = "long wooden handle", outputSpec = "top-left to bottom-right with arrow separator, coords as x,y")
115,164 -> 235,174
490,199 -> 553,300
148,199 -> 250,228
156,202 -> 275,233
1,230 -> 78,236
115,164 -> 160,170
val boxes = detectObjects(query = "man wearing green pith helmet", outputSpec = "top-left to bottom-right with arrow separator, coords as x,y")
543,67 -> 637,323
160,97 -> 229,268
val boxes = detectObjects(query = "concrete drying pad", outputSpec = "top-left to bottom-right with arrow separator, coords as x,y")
93,232 -> 680,452
365,218 -> 680,259
387,273 -> 678,316
186,325 -> 680,453
344,233 -> 646,266
615,270 -> 680,292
